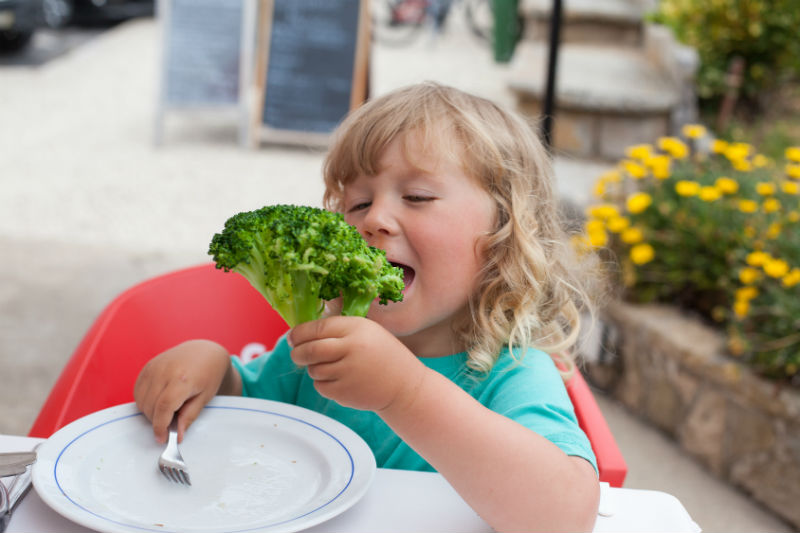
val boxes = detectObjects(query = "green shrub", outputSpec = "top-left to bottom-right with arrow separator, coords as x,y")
649,0 -> 800,108
579,124 -> 800,383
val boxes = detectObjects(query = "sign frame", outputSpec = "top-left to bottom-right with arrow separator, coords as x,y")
249,0 -> 370,148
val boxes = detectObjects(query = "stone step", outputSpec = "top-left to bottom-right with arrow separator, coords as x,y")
508,40 -> 683,160
509,42 -> 679,113
519,0 -> 654,46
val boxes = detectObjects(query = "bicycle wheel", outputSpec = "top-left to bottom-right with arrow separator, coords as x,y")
371,0 -> 427,46
464,0 -> 492,41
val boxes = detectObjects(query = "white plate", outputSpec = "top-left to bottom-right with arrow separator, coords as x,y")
32,397 -> 376,533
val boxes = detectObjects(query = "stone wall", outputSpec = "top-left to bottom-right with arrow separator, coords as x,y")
585,301 -> 800,529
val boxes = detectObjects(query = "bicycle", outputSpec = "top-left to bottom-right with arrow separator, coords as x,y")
371,0 -> 495,47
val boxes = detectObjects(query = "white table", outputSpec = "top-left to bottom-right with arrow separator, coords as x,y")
2,434 -> 700,533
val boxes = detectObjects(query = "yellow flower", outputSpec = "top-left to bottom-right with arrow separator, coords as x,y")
756,182 -> 776,196
586,204 -> 619,220
699,186 -> 721,202
626,144 -> 653,160
644,154 -> 672,179
732,158 -> 753,172
622,160 -> 647,179
766,223 -> 782,239
746,251 -> 771,266
786,164 -> 800,180
735,286 -> 759,301
587,230 -> 608,247
789,211 -> 800,222
782,181 -> 800,195
585,219 -> 605,234
764,258 -> 790,278
739,267 -> 761,284
675,180 -> 701,197
725,142 -> 752,161
785,146 -> 800,163
585,220 -> 608,247
783,268 -> 800,288
711,139 -> 729,154
593,180 -> 607,197
607,216 -> 631,233
658,137 -> 688,159
626,192 -> 653,214
651,165 -> 671,180
715,176 -> 739,194
600,169 -> 622,183
733,299 -> 750,318
762,198 -> 781,213
738,199 -> 758,213
621,227 -> 644,244
682,124 -> 707,139
644,154 -> 670,168
630,243 -> 655,265
752,154 -> 769,168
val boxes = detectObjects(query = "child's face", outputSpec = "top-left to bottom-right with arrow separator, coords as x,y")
343,132 -> 496,357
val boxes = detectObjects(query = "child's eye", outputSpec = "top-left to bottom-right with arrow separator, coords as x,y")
347,201 -> 371,212
404,195 -> 433,203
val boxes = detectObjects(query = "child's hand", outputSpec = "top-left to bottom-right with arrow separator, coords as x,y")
288,316 -> 426,413
134,339 -> 239,443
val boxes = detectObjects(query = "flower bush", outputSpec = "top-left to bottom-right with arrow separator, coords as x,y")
648,0 -> 800,108
580,125 -> 800,383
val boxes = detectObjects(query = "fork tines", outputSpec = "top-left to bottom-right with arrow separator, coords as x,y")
160,464 -> 191,486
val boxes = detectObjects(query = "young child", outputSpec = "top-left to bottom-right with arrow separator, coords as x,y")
135,82 -> 601,532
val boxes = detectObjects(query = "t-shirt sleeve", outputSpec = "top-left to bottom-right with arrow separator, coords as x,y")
486,350 -> 598,474
230,335 -> 305,403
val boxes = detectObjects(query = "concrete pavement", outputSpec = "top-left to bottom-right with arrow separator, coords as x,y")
0,10 -> 795,532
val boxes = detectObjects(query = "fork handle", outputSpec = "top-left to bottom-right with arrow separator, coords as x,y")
167,416 -> 180,444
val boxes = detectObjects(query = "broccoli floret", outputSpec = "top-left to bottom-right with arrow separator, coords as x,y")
208,204 -> 404,327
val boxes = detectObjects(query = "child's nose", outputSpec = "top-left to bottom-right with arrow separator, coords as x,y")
361,202 -> 397,240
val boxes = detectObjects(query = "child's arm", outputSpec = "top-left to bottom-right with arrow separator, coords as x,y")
289,317 -> 600,533
133,339 -> 242,443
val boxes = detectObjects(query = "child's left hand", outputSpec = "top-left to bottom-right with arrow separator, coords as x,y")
288,316 -> 426,412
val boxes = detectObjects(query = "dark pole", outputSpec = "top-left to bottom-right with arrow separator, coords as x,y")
541,0 -> 562,150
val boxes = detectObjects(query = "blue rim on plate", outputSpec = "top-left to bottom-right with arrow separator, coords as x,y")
32,397 -> 376,533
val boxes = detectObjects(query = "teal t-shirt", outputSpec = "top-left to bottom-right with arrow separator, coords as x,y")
231,336 -> 597,473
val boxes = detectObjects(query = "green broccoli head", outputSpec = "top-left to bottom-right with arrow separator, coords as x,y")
208,204 -> 404,327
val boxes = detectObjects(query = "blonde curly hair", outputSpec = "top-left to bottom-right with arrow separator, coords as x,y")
323,82 -> 599,378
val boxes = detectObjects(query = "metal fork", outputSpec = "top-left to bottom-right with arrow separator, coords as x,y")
158,416 -> 191,486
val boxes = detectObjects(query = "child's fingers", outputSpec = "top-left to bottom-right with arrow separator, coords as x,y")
133,361 -> 161,418
175,394 -> 208,443
149,381 -> 194,443
134,374 -> 168,429
290,337 -> 346,367
288,316 -> 354,347
306,361 -> 341,382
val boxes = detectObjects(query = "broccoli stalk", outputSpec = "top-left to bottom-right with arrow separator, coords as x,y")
208,204 -> 404,327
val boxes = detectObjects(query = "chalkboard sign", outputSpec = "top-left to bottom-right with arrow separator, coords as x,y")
163,0 -> 243,105
253,0 -> 369,146
155,0 -> 256,145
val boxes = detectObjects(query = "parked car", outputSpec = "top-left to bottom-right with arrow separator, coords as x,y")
41,0 -> 153,28
0,0 -> 40,51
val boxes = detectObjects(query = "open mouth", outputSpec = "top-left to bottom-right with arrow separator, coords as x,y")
390,262 -> 415,292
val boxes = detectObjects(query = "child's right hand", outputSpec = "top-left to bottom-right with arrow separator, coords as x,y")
133,339 -> 240,443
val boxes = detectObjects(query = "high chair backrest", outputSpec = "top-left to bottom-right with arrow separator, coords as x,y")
29,263 -> 626,486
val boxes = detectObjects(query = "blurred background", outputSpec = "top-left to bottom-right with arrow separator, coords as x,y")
1,0 -> 799,531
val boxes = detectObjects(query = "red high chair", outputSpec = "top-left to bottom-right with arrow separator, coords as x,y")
29,263 -> 627,486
